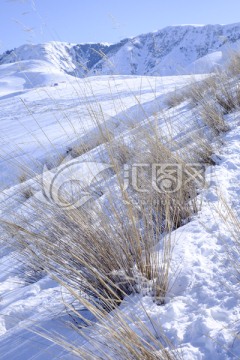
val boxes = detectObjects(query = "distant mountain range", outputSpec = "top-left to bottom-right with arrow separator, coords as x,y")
1,23 -> 240,77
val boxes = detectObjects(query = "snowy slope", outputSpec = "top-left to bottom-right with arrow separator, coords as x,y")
0,64 -> 200,190
2,23 -> 240,76
0,72 -> 239,359
0,60 -> 69,98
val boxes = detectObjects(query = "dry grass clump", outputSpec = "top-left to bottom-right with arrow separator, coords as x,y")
4,182 -> 175,309
208,70 -> 240,115
215,196 -> 240,279
133,129 -> 204,226
200,101 -> 229,135
210,196 -> 240,353
189,134 -> 216,165
70,130 -> 114,158
18,172 -> 28,184
21,263 -> 45,284
21,184 -> 34,199
18,172 -> 34,199
227,50 -> 240,76
7,201 -> 178,359
185,76 -> 218,106
184,74 -> 233,134
69,141 -> 93,158
106,136 -> 134,170
7,197 -> 180,358
165,78 -> 216,109
45,153 -> 66,169
183,70 -> 240,136
165,90 -> 187,108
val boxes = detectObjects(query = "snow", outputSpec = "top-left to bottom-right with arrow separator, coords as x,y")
0,33 -> 240,359
0,61 -> 201,190
0,60 -> 68,97
186,51 -> 224,74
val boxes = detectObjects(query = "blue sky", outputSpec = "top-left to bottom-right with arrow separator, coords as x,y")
1,0 -> 240,52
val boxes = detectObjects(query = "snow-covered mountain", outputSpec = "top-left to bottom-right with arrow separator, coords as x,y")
1,23 -> 240,77
0,40 -> 128,78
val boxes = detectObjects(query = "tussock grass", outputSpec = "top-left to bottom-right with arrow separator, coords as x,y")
22,264 -> 45,284
165,90 -> 187,108
70,131 -> 114,158
2,172 -> 182,357
184,75 -> 231,134
69,142 -> 93,158
215,196 -> 240,279
4,179 -> 176,308
21,184 -> 34,199
18,172 -> 35,199
180,69 -> 240,136
227,50 -> 240,76
200,101 -> 228,135
45,153 -> 66,169
188,75 -> 218,105
106,136 -> 134,170
18,172 -> 28,184
209,194 -> 240,350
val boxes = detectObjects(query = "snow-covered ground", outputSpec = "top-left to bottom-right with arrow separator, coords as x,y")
0,59 -> 202,190
0,57 -> 239,359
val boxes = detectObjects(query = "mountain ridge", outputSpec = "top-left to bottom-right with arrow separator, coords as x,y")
1,23 -> 240,77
